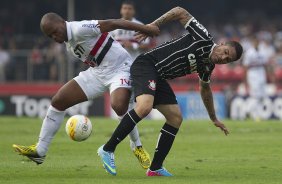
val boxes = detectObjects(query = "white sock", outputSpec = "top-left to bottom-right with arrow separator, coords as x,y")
37,105 -> 65,156
129,126 -> 142,148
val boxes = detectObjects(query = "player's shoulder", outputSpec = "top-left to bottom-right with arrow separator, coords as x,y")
69,20 -> 99,29
68,20 -> 100,38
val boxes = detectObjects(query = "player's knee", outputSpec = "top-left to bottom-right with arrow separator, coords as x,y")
166,111 -> 183,128
51,93 -> 66,111
112,103 -> 128,116
135,102 -> 153,118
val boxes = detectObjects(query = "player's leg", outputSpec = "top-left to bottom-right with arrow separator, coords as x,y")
146,104 -> 182,176
111,88 -> 142,146
248,78 -> 265,121
103,94 -> 154,152
103,56 -> 157,152
13,79 -> 87,163
13,69 -> 105,164
98,55 -> 156,175
108,70 -> 151,169
146,79 -> 181,176
36,79 -> 88,156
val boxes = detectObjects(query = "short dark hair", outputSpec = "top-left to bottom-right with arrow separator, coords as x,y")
122,0 -> 135,8
225,41 -> 243,61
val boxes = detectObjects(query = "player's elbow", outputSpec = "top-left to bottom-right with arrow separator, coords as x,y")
174,6 -> 189,18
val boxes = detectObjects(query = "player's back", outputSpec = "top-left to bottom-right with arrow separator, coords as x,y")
142,17 -> 215,81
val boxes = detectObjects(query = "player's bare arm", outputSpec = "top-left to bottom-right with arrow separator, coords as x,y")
135,6 -> 192,41
98,19 -> 160,37
151,6 -> 192,28
199,80 -> 229,135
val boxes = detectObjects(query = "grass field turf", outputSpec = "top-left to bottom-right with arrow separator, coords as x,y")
0,116 -> 281,184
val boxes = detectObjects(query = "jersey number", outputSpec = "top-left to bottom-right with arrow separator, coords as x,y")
74,44 -> 85,58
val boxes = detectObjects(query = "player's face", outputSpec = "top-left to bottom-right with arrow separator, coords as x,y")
210,44 -> 237,64
44,21 -> 67,43
120,4 -> 135,20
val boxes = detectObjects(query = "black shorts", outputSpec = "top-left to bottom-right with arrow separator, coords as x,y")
130,55 -> 178,107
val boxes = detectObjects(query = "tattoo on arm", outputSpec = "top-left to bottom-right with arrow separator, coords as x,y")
153,7 -> 192,27
200,81 -> 217,121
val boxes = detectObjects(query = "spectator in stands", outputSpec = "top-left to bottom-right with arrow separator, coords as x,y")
45,42 -> 65,81
0,45 -> 10,82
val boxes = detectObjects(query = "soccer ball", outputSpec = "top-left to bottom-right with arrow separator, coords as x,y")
65,115 -> 92,142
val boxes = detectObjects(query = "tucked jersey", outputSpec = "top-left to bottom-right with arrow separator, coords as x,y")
144,17 -> 216,82
111,18 -> 150,60
65,20 -> 131,69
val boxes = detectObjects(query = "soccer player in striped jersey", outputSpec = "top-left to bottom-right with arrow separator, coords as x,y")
111,0 -> 151,60
98,7 -> 243,176
12,12 -> 159,171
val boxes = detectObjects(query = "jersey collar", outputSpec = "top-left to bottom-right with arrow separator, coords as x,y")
65,21 -> 72,42
209,43 -> 217,59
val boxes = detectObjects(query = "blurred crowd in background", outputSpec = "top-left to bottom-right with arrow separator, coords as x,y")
0,0 -> 281,94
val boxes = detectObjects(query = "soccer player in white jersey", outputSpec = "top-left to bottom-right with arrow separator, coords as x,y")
111,0 -> 151,60
243,36 -> 274,121
12,12 -> 159,169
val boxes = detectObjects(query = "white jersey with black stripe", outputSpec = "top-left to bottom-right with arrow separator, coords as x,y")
143,17 -> 216,82
65,20 -> 131,69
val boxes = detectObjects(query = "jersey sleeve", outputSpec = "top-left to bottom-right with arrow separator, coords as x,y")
184,17 -> 213,40
198,63 -> 215,83
73,20 -> 102,37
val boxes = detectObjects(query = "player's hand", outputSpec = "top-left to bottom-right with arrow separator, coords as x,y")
145,23 -> 160,37
134,32 -> 148,42
213,119 -> 229,136
135,24 -> 160,42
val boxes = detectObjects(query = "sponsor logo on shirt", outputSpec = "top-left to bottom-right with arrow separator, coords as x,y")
82,24 -> 100,28
188,53 -> 197,73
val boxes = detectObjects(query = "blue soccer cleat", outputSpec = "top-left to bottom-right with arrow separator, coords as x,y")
97,145 -> 116,176
146,167 -> 173,176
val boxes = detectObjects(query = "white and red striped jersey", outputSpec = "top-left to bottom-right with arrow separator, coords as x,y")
111,18 -> 150,59
65,20 -> 132,69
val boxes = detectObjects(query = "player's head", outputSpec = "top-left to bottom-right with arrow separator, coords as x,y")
40,12 -> 67,43
120,0 -> 135,20
210,41 -> 243,64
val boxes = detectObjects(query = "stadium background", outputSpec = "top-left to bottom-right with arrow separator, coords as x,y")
0,0 -> 282,120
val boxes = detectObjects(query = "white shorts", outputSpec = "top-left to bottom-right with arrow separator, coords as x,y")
247,75 -> 266,98
74,61 -> 132,100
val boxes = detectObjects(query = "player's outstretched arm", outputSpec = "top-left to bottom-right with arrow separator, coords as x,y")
135,7 -> 192,42
98,19 -> 160,37
199,80 -> 229,135
152,6 -> 192,28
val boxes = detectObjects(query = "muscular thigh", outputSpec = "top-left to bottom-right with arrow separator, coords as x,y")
106,67 -> 133,116
52,79 -> 88,111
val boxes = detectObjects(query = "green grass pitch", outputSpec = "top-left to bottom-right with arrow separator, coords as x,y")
0,116 -> 281,184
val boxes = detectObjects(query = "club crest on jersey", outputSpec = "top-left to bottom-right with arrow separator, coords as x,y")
148,80 -> 156,90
